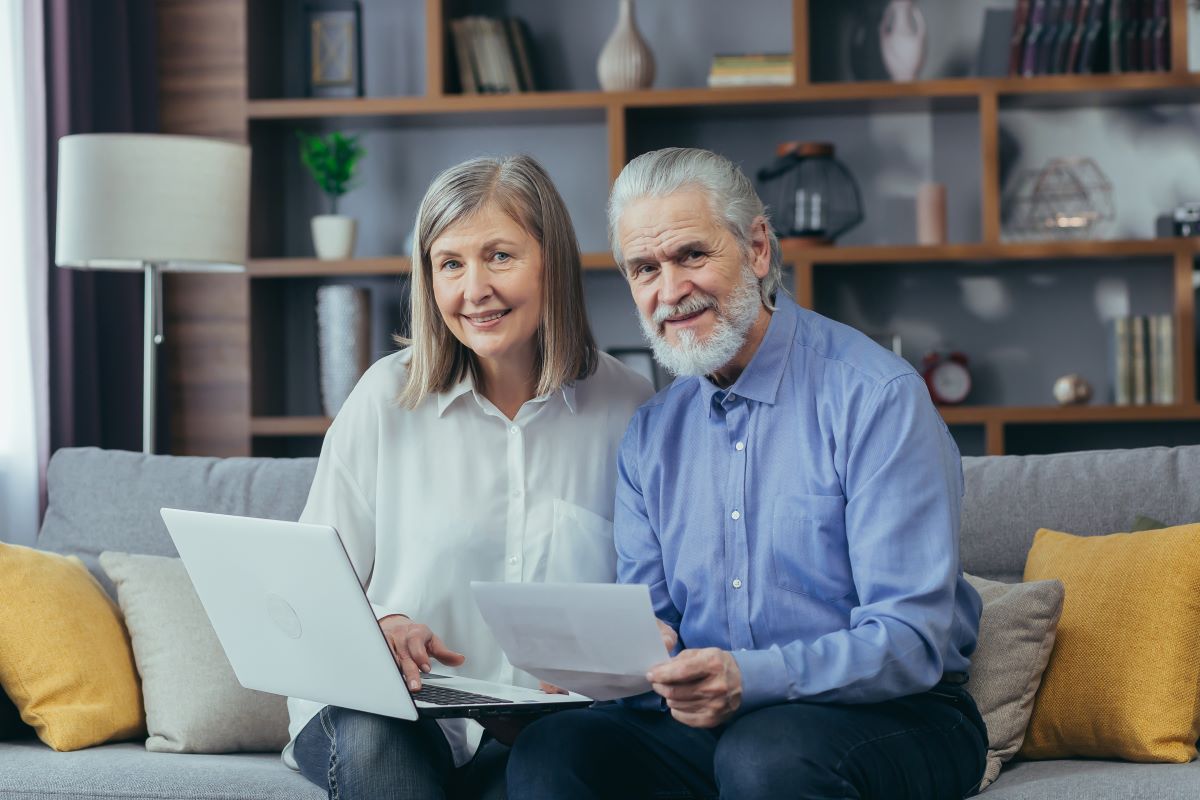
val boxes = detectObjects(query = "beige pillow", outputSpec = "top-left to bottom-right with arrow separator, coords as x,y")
99,552 -> 289,753
964,573 -> 1064,789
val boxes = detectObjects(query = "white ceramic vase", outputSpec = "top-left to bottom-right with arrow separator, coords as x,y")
311,214 -> 358,260
316,285 -> 371,417
597,0 -> 655,91
879,0 -> 927,82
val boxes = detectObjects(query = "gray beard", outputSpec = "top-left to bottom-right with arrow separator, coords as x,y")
639,265 -> 763,378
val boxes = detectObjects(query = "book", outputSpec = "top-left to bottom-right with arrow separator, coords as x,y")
487,17 -> 521,93
1111,316 -> 1133,405
1131,314 -> 1149,405
449,19 -> 478,95
1140,0 -> 1155,71
1109,0 -> 1125,73
1022,0 -> 1050,76
1010,0 -> 1033,75
1052,0 -> 1082,72
506,17 -> 537,92
1077,0 -> 1108,73
1151,0 -> 1170,71
707,74 -> 794,87
1037,0 -> 1065,74
1122,0 -> 1142,71
1150,313 -> 1176,404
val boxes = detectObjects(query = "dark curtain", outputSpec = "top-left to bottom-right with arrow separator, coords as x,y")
44,0 -> 161,453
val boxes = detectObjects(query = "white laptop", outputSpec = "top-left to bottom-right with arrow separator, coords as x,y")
159,508 -> 592,720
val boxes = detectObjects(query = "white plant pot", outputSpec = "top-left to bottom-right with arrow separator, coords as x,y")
311,215 -> 358,261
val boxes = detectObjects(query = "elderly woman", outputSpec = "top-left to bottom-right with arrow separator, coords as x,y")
284,155 -> 653,799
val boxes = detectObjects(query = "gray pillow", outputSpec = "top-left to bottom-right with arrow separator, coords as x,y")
964,573 -> 1065,790
99,552 -> 289,753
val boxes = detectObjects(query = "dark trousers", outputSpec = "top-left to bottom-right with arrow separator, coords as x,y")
506,682 -> 987,800
294,705 -> 509,800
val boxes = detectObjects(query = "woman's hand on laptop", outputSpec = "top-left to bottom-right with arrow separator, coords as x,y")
538,682 -> 567,695
378,614 -> 466,691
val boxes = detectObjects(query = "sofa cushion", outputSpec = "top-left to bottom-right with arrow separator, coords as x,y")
39,448 -> 317,596
0,543 -> 145,751
0,740 -> 322,800
964,573 -> 1064,789
99,552 -> 290,754
960,446 -> 1200,582
984,757 -> 1200,799
1020,525 -> 1200,762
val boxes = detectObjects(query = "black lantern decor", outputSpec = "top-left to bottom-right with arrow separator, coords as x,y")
757,142 -> 863,245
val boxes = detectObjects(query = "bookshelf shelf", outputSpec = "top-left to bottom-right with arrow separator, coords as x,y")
940,404 -> 1200,426
246,73 -> 1200,122
790,238 -> 1199,265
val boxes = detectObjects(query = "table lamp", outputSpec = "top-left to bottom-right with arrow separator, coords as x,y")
55,133 -> 250,454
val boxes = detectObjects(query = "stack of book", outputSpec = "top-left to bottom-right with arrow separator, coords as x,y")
449,16 -> 537,94
1110,314 -> 1176,406
1007,0 -> 1169,77
707,53 -> 793,88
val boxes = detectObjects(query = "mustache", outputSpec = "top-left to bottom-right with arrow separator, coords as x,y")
652,292 -> 719,326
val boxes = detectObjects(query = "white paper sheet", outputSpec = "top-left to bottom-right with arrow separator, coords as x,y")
470,582 -> 671,701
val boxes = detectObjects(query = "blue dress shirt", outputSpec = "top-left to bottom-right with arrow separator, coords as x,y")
615,293 -> 982,712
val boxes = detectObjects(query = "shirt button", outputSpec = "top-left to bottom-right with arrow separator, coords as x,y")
509,425 -> 519,435
735,442 -> 745,451
732,578 -> 743,589
508,556 -> 519,566
731,510 -> 741,520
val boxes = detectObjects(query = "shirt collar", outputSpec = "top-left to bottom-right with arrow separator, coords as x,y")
698,293 -> 799,417
435,371 -> 578,418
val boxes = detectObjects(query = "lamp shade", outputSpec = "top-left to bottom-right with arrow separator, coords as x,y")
55,134 -> 250,272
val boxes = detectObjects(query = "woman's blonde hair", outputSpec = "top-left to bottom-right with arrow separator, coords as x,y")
396,155 -> 597,408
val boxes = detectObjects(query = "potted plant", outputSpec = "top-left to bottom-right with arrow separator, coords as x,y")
297,131 -> 366,260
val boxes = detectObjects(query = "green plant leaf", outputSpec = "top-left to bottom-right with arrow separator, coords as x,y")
295,130 -> 367,213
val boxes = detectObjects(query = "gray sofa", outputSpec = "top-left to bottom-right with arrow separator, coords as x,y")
3,445 -> 1200,799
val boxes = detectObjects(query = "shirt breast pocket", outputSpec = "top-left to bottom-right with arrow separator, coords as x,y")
546,499 -> 616,583
770,494 -> 853,604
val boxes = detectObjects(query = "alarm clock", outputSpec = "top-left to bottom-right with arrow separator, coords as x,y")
921,351 -> 972,405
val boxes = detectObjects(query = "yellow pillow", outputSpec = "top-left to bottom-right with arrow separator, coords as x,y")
1020,525 -> 1200,762
0,542 -> 145,750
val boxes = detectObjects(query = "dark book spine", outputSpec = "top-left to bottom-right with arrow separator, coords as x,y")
1065,0 -> 1093,72
1038,0 -> 1064,74
1010,0 -> 1033,75
1023,0 -> 1049,75
1109,0 -> 1124,73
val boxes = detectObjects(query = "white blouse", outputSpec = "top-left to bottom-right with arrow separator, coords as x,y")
283,349 -> 653,769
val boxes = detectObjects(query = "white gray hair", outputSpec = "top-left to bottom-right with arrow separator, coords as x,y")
607,147 -> 784,309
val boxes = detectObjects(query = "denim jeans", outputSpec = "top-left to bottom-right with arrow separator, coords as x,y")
506,682 -> 988,800
294,705 -> 508,800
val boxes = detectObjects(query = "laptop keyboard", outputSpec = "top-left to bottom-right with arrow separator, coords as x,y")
412,684 -> 513,706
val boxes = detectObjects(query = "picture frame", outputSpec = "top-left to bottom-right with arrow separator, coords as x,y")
607,347 -> 663,390
303,1 -> 364,98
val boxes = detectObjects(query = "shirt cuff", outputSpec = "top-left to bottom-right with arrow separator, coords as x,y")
371,604 -> 406,621
732,646 -> 791,712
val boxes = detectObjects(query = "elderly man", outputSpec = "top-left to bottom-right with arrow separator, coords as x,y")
506,147 -> 987,800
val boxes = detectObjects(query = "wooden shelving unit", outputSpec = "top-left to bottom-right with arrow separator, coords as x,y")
156,0 -> 1200,458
